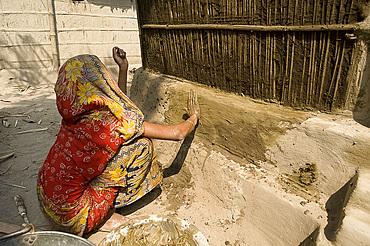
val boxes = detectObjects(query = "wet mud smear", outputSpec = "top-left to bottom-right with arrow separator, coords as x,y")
299,163 -> 318,185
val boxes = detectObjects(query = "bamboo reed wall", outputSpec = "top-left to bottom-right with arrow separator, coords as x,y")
137,0 -> 366,110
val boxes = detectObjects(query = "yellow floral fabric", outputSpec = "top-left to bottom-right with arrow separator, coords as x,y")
38,54 -> 163,236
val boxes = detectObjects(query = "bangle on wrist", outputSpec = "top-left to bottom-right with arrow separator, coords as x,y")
187,119 -> 195,127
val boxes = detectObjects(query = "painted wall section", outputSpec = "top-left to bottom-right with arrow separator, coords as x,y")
0,0 -> 53,69
0,0 -> 141,74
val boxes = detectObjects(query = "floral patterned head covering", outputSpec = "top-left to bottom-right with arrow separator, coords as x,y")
40,55 -> 144,204
55,54 -> 144,144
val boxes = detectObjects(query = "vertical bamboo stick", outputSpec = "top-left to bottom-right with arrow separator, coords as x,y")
220,31 -> 225,90
325,0 -> 330,24
156,31 -> 164,72
306,32 -> 314,105
200,31 -> 205,82
331,40 -> 346,110
313,0 -> 318,24
196,30 -> 207,81
316,32 -> 325,103
273,33 -> 276,100
165,32 -> 173,74
274,0 -> 278,25
211,30 -> 217,87
246,33 -> 253,94
265,33 -> 269,98
286,0 -> 290,25
262,33 -> 267,98
224,31 -> 228,90
323,1 -> 328,24
206,30 -> 212,85
282,33 -> 290,103
169,31 -> 175,74
174,31 -> 180,74
253,0 -> 256,25
255,33 -> 259,97
180,30 -> 188,77
237,0 -> 241,21
196,0 -> 200,23
258,33 -> 263,98
248,34 -> 252,95
194,31 -> 199,80
224,31 -> 228,91
255,33 -> 259,98
288,33 -> 296,104
177,30 -> 185,76
169,31 -> 176,74
236,32 -> 241,92
310,32 -> 317,105
280,0 -> 284,25
302,0 -> 306,25
200,30 -> 205,81
269,32 -> 274,99
208,0 -> 212,19
345,0 -> 354,23
330,0 -> 337,24
181,0 -> 186,22
187,30 -> 194,81
216,31 -> 221,87
174,0 -> 179,23
227,31 -> 231,91
294,0 -> 299,25
266,0 -> 269,26
306,0 -> 310,24
205,0 -> 210,23
337,0 -> 343,24
344,42 -> 357,109
300,33 -> 307,107
251,33 -> 256,97
245,0 -> 248,24
190,0 -> 194,23
319,32 -> 331,105
327,39 -> 341,107
168,1 -> 173,22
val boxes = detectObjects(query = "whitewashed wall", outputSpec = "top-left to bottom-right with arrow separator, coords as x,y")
0,0 -> 141,76
0,1 -> 53,70
55,0 -> 141,71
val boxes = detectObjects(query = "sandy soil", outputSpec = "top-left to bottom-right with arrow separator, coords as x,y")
0,68 -> 369,245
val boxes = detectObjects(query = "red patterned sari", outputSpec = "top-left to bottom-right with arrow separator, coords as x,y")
37,55 -> 162,236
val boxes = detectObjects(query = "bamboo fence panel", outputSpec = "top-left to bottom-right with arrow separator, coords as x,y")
137,0 -> 363,110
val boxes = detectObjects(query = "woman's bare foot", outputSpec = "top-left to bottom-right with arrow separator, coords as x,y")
99,212 -> 129,232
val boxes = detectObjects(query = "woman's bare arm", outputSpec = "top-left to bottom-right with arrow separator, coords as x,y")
143,90 -> 200,141
112,47 -> 128,94
143,114 -> 198,141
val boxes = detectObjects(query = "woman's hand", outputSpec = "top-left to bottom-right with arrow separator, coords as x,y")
186,89 -> 200,119
112,46 -> 128,71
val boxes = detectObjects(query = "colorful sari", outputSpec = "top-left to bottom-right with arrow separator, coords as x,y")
37,55 -> 162,236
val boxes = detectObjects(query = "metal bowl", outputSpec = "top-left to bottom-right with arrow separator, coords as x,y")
0,231 -> 95,246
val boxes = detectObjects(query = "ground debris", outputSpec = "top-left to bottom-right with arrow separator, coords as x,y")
0,181 -> 27,189
16,128 -> 48,135
2,120 -> 10,127
0,152 -> 15,161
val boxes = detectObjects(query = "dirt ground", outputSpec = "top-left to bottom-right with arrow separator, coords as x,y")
0,68 -> 369,245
